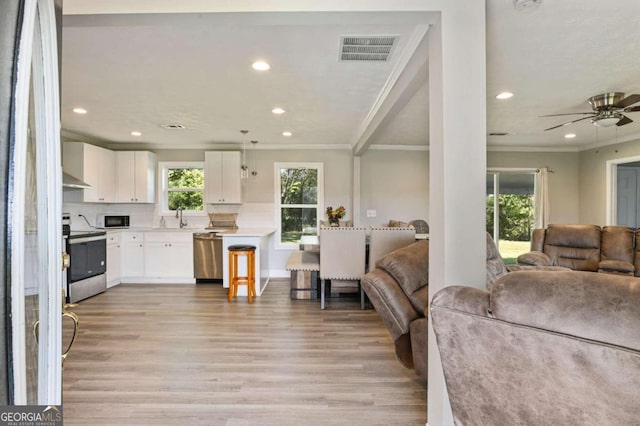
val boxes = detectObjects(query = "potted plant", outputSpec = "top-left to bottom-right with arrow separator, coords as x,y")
326,205 -> 346,226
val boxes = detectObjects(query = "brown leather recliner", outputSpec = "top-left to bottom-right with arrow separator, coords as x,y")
361,240 -> 429,379
362,233 -> 568,379
518,224 -> 636,275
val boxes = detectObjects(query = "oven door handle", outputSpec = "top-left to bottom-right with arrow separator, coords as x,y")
68,235 -> 106,244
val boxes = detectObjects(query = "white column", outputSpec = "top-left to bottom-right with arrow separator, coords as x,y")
427,4 -> 487,426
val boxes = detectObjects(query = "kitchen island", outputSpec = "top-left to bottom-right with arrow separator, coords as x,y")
221,228 -> 275,297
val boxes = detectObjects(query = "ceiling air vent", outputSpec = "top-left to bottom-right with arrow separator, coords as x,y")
489,132 -> 509,136
161,123 -> 186,130
339,36 -> 397,62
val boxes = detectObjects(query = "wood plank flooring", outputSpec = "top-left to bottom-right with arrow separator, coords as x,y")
62,280 -> 426,425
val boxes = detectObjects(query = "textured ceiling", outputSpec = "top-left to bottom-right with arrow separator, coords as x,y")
61,2 -> 640,151
61,12 -> 426,149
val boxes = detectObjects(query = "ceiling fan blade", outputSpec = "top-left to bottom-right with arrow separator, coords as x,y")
624,105 -> 640,112
544,115 -> 595,131
613,94 -> 640,108
540,112 -> 593,117
617,115 -> 633,126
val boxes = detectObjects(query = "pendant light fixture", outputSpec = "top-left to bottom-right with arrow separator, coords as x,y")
240,130 -> 249,179
251,140 -> 258,177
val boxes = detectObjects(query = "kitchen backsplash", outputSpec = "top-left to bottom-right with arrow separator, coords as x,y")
63,202 -> 276,230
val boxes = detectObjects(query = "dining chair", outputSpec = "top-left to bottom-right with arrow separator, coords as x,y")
367,226 -> 416,272
319,227 -> 367,309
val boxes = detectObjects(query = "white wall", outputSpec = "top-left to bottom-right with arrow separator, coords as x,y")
360,148 -> 429,227
488,150 -> 580,225
65,147 -> 355,274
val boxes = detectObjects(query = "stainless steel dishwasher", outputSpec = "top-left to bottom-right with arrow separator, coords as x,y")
193,232 -> 223,282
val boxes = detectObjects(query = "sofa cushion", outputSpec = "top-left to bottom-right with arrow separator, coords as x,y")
598,260 -> 634,275
376,240 -> 429,314
601,226 -> 634,264
543,224 -> 601,271
517,251 -> 552,266
490,270 -> 640,351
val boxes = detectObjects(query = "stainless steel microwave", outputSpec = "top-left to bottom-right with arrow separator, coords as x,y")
98,215 -> 130,228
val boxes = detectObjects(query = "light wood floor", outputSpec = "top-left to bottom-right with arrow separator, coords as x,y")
62,280 -> 426,425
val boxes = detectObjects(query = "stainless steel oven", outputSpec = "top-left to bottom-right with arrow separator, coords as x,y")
66,230 -> 107,302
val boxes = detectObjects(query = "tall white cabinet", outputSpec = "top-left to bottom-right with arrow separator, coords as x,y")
63,142 -> 116,202
204,151 -> 242,204
115,151 -> 156,203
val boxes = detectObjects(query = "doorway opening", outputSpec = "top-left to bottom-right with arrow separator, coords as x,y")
607,155 -> 640,227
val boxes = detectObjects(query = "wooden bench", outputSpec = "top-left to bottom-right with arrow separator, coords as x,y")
286,250 -> 320,300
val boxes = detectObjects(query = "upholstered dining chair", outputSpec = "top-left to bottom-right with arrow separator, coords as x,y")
367,226 -> 416,272
319,227 -> 367,309
408,219 -> 429,234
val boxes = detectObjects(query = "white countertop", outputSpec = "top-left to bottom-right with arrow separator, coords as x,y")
219,228 -> 276,237
102,227 -> 275,237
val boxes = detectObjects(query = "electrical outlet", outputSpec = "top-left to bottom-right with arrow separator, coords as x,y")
366,209 -> 377,218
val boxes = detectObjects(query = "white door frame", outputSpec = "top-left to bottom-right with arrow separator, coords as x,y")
11,0 -> 62,405
605,155 -> 640,226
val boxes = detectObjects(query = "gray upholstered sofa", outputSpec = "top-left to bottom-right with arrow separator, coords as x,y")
430,270 -> 640,425
518,224 -> 639,275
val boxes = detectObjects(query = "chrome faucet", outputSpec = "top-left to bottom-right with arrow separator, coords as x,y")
175,207 -> 187,229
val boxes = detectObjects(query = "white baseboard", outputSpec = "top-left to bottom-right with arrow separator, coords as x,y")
269,269 -> 290,278
120,277 -> 196,284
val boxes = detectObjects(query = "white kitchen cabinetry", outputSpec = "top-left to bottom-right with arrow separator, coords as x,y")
115,151 -> 157,203
121,231 -> 145,278
106,233 -> 121,288
63,142 -> 116,202
143,232 -> 194,278
204,151 -> 242,204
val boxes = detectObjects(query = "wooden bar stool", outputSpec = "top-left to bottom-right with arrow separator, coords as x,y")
228,244 -> 257,303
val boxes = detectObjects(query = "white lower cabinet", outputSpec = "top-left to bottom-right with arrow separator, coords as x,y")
121,232 -> 145,278
118,231 -> 195,283
143,232 -> 194,279
106,233 -> 121,288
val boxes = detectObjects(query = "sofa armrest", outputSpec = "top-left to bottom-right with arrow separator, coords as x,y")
598,260 -> 635,275
361,269 -> 421,340
517,251 -> 552,266
430,286 -> 490,317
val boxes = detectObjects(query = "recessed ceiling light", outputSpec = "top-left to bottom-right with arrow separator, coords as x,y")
73,107 -> 87,114
252,60 -> 270,71
282,131 -> 292,137
131,131 -> 142,137
272,107 -> 285,115
496,92 -> 514,100
564,133 -> 576,139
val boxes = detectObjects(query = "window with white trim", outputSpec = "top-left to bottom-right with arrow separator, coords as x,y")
275,162 -> 323,247
159,161 -> 205,214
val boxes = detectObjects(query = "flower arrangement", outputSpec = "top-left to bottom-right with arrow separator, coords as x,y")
326,205 -> 346,226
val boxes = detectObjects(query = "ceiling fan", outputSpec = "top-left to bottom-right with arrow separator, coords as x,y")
542,92 -> 640,131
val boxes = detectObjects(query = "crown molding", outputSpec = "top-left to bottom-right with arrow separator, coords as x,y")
487,145 -> 579,153
368,144 -> 428,151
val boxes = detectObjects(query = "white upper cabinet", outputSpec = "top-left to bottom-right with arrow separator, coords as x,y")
63,142 -> 115,202
204,151 -> 242,204
115,151 -> 156,203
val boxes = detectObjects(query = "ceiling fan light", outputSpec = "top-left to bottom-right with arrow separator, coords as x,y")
592,116 -> 621,127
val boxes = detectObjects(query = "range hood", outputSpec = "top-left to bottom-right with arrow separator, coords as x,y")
63,171 -> 91,189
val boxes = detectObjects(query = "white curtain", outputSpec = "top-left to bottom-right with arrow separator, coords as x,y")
534,167 -> 549,229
